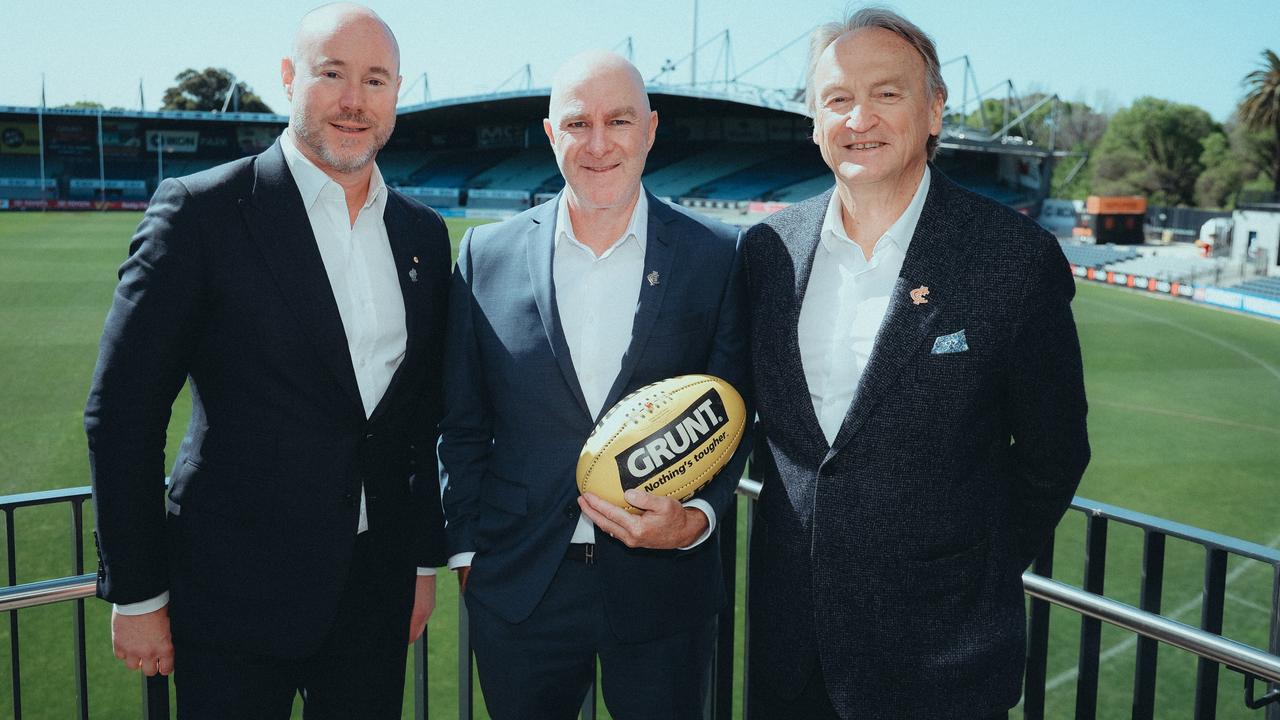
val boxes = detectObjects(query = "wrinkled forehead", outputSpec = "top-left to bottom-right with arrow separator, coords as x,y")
814,27 -> 926,89
549,63 -> 650,121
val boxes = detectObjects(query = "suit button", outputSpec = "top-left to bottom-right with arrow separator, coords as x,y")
364,432 -> 375,441
564,503 -> 578,519
343,492 -> 355,507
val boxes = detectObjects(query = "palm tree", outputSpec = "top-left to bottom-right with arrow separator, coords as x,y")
1239,49 -> 1280,192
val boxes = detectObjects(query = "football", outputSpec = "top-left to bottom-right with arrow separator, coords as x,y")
577,374 -> 747,513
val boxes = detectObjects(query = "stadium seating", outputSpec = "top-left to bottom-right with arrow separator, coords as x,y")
1057,242 -> 1141,269
1104,254 -> 1227,284
689,151 -> 829,201
468,148 -> 559,191
643,144 -> 774,199
770,175 -> 834,203
1230,276 -> 1280,299
407,149 -> 516,188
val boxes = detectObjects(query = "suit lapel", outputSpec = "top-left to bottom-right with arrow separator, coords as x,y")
828,169 -> 973,454
527,199 -> 593,420
238,141 -> 364,418
780,189 -> 832,448
600,193 -> 674,417
368,192 -> 418,423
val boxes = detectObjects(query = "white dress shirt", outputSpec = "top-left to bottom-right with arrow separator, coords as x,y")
799,167 -> 931,445
446,189 -> 713,571
116,132 -> 424,616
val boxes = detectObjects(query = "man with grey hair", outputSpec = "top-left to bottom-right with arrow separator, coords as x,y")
86,4 -> 450,716
743,7 -> 1089,718
439,49 -> 749,718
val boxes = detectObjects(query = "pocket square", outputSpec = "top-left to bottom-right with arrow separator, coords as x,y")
931,330 -> 969,354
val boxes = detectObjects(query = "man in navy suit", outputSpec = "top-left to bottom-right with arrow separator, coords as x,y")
85,4 -> 449,716
743,8 -> 1090,719
439,50 -> 750,719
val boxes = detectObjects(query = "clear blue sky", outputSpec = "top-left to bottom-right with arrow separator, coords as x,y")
2,0 -> 1276,122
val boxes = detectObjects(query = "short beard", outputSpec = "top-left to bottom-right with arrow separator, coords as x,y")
292,106 -> 394,174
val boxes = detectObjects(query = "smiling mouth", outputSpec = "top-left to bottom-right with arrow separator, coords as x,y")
847,142 -> 885,150
331,122 -> 370,134
582,163 -> 621,173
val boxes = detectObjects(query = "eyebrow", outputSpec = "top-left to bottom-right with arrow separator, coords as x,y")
560,106 -> 640,125
314,58 -> 393,79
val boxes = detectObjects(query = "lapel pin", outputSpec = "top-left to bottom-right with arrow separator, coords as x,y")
412,256 -> 419,264
408,268 -> 419,283
647,270 -> 660,287
910,286 -> 930,305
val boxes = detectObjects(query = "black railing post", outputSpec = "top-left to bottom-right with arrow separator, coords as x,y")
458,594 -> 473,720
6,508 -> 22,720
711,494 -> 738,720
141,675 -> 169,720
1269,565 -> 1280,720
71,500 -> 90,720
413,629 -> 427,719
1074,514 -> 1108,720
1023,532 -> 1056,720
1132,530 -> 1166,720
1194,548 -> 1229,719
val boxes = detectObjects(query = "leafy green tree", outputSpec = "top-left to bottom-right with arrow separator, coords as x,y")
1090,97 -> 1218,206
161,68 -> 273,113
58,101 -> 104,109
1239,49 -> 1280,191
1194,131 -> 1242,208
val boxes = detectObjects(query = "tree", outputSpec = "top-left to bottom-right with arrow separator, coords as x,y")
1090,97 -> 1218,206
1194,131 -> 1243,208
161,68 -> 273,113
58,101 -> 104,109
1239,49 -> 1280,192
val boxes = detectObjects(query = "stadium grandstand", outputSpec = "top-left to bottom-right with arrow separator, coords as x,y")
1,83 -> 1057,217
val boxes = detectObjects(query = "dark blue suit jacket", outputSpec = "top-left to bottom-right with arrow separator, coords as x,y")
744,169 -> 1090,717
439,192 -> 750,642
85,141 -> 451,658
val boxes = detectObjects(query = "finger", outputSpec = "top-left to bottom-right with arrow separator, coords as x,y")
158,655 -> 175,676
578,497 -> 631,539
622,489 -> 677,513
581,493 -> 641,527
142,658 -> 160,677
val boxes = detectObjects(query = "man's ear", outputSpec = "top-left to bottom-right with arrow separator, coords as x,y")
281,58 -> 296,101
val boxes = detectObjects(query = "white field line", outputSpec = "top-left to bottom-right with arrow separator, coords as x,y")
1227,592 -> 1275,615
1091,399 -> 1280,436
1076,296 -> 1280,384
1041,532 -> 1280,693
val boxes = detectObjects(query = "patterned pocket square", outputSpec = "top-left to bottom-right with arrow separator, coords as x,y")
931,329 -> 969,354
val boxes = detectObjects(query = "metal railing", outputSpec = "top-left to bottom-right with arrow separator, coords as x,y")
4,481 -> 1279,719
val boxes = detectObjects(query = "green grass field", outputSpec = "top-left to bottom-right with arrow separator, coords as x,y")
1,212 -> 1278,719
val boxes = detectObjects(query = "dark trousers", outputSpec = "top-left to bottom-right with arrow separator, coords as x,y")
748,663 -> 1009,720
173,531 -> 414,720
467,552 -> 715,720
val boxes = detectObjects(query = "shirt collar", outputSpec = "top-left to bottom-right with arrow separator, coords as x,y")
280,128 -> 386,214
820,165 -> 931,255
554,188 -> 649,259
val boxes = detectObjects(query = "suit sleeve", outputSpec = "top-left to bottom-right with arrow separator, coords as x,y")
1006,237 -> 1091,567
691,227 -> 754,527
409,207 -> 451,568
84,178 -> 206,604
436,228 -> 492,557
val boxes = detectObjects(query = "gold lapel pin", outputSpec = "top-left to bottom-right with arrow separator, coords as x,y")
910,286 -> 930,305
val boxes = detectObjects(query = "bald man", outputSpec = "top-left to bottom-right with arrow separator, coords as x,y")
438,50 -> 750,719
85,4 -> 450,716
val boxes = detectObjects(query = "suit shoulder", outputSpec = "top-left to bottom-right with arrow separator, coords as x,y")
952,185 -> 1058,258
751,189 -> 830,236
169,155 -> 257,201
388,189 -> 449,233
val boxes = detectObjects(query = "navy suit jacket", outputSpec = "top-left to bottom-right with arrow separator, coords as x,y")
85,141 -> 450,658
439,192 -> 750,642
744,169 -> 1090,717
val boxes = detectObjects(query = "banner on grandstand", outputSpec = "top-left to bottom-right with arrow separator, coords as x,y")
237,126 -> 278,153
476,125 -> 522,149
145,130 -> 199,154
0,123 -> 40,155
102,121 -> 142,156
48,120 -> 95,155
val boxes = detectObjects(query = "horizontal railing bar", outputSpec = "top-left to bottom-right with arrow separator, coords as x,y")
1023,573 -> 1280,684
0,574 -> 95,612
0,485 -> 92,511
1070,496 -> 1280,565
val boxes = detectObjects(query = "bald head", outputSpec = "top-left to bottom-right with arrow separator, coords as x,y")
293,3 -> 399,74
548,50 -> 649,121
